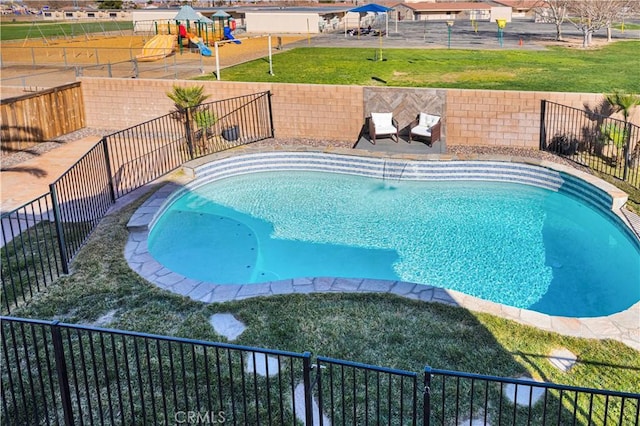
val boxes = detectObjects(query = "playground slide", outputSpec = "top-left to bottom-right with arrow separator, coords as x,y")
223,27 -> 242,44
188,35 -> 212,57
136,34 -> 177,62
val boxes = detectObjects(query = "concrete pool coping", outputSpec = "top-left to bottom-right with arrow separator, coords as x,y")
125,146 -> 640,351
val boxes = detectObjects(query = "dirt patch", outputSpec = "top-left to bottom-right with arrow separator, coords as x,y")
1,33 -> 307,91
537,36 -> 611,50
0,33 -> 307,68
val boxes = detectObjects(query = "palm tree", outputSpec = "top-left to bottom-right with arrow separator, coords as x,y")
605,91 -> 640,169
166,84 -> 210,112
166,85 -> 211,158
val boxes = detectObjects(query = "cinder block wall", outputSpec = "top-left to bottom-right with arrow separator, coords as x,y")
445,90 -> 609,148
81,78 -> 632,148
80,78 -> 364,142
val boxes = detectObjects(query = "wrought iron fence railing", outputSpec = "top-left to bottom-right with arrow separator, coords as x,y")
1,316 -> 313,425
313,356 -> 420,425
540,100 -> 640,190
1,91 -> 274,314
2,317 -> 638,425
424,367 -> 640,426
0,194 -> 63,313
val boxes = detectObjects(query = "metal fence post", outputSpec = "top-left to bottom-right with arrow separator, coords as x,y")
539,100 -> 547,150
423,366 -> 432,426
267,90 -> 275,138
101,138 -> 117,202
50,321 -> 74,426
623,121 -> 631,181
302,352 -> 314,426
49,184 -> 69,274
184,108 -> 195,160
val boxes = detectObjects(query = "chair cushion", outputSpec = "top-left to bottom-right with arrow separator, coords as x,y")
411,126 -> 432,137
418,112 -> 440,128
371,112 -> 393,128
371,112 -> 396,134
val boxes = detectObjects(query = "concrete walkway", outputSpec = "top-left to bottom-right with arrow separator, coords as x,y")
1,136 -> 102,212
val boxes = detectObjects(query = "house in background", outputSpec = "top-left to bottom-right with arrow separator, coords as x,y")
492,0 -> 541,18
393,2 -> 492,22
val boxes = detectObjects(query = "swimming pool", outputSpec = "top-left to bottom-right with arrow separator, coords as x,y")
147,154 -> 640,318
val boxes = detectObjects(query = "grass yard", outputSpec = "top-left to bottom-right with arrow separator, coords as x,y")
204,41 -> 640,93
9,184 -> 639,397
0,20 -> 133,41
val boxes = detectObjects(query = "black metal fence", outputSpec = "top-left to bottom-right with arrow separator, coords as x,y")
424,367 -> 640,426
0,194 -> 63,311
540,100 -> 640,189
1,316 -> 313,425
2,317 -> 638,425
313,356 -> 420,425
1,91 -> 274,314
105,91 -> 273,199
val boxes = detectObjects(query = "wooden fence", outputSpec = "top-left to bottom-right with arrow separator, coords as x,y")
0,82 -> 85,153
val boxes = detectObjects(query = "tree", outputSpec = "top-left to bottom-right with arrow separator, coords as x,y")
533,0 -> 570,41
97,1 -> 123,9
566,0 -> 635,47
605,90 -> 640,168
166,84 -> 210,112
166,85 -> 212,157
606,91 -> 640,123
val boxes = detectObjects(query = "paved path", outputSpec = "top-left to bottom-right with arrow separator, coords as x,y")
290,19 -> 640,51
0,135 -> 102,212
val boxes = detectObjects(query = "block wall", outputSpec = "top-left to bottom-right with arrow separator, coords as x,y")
80,78 -> 364,142
444,90 -> 610,148
81,78 -> 635,148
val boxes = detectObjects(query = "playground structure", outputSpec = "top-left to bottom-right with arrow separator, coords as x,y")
134,16 -> 241,61
132,6 -> 240,60
136,34 -> 177,62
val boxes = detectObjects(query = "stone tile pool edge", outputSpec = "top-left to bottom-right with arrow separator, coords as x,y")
125,146 -> 640,351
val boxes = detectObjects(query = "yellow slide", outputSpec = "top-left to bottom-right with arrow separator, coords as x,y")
136,35 -> 177,62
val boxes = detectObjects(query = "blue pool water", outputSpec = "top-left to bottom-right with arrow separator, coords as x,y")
148,171 -> 640,317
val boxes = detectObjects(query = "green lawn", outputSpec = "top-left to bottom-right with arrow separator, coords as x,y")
202,41 -> 640,93
0,20 -> 133,41
10,184 -> 639,398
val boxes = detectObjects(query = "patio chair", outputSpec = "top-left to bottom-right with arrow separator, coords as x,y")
369,112 -> 399,145
409,112 -> 441,146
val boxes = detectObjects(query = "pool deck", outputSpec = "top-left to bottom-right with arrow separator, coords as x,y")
123,144 -> 640,352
